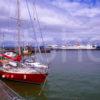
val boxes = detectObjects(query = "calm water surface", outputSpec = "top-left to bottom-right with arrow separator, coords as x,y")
3,50 -> 100,100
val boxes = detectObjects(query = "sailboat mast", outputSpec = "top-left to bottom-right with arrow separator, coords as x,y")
17,0 -> 21,55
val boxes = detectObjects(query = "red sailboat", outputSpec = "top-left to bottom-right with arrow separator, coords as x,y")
0,0 -> 48,84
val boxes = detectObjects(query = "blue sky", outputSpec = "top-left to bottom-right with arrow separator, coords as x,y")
0,0 -> 100,45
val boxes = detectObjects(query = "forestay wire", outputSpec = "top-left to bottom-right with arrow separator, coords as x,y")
32,0 -> 49,66
25,0 -> 43,62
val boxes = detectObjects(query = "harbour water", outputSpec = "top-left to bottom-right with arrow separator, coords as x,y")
2,50 -> 100,100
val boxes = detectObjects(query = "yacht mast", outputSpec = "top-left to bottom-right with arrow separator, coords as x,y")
17,0 -> 21,55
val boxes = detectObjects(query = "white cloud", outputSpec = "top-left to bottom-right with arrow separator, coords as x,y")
52,0 -> 82,10
0,0 -> 100,42
73,8 -> 100,17
1,28 -> 16,33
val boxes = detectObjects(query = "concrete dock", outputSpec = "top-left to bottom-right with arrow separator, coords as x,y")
0,80 -> 24,100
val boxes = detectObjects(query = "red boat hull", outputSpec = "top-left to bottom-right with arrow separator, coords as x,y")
0,71 -> 48,84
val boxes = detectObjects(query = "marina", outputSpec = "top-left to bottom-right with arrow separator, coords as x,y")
0,0 -> 100,100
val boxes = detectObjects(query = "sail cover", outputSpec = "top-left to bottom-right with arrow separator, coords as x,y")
0,54 -> 22,62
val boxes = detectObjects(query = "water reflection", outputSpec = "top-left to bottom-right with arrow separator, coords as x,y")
2,79 -> 48,100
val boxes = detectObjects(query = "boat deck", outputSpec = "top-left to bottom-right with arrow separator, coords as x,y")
0,80 -> 24,100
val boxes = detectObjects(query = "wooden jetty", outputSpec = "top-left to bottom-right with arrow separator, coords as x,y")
0,80 -> 24,100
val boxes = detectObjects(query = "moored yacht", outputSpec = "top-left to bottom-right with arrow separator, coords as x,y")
0,0 -> 48,84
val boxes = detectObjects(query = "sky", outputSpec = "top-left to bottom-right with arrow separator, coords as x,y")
0,0 -> 100,45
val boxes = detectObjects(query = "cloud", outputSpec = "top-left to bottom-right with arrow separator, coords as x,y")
0,0 -> 100,44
